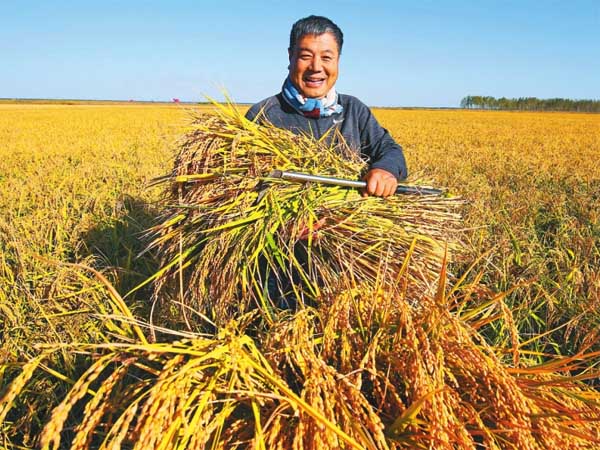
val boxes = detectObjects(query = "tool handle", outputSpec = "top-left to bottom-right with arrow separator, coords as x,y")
272,170 -> 443,196
276,170 -> 366,189
395,185 -> 443,196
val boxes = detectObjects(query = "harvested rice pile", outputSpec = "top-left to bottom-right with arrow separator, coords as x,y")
3,276 -> 600,449
146,103 -> 463,326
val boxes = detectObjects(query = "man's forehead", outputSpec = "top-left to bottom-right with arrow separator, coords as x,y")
293,34 -> 339,53
296,46 -> 336,54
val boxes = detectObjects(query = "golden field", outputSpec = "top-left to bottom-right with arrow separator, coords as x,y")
1,103 -> 600,448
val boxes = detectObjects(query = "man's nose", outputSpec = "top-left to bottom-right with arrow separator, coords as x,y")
309,57 -> 323,72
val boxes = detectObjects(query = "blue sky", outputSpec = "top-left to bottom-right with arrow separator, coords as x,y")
1,0 -> 598,107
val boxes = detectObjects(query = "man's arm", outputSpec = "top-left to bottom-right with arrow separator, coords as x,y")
245,96 -> 282,123
245,103 -> 261,121
358,106 -> 408,180
356,103 -> 407,197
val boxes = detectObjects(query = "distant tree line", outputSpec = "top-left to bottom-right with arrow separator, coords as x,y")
460,95 -> 600,112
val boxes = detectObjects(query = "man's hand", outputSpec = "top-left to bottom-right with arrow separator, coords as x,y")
297,217 -> 327,240
362,168 -> 398,197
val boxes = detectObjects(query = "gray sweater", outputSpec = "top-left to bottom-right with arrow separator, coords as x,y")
245,93 -> 408,180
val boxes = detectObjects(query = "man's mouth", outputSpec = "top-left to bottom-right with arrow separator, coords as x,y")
304,77 -> 326,88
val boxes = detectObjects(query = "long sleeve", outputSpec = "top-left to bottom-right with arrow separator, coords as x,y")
355,102 -> 408,180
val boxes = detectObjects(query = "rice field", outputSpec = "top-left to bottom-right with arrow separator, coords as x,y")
1,102 -> 599,448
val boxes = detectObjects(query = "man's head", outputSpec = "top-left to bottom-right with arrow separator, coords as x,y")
288,16 -> 344,99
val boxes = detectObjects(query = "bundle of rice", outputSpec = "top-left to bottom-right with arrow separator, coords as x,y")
146,103 -> 463,326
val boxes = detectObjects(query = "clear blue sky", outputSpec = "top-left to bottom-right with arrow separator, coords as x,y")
2,0 -> 598,107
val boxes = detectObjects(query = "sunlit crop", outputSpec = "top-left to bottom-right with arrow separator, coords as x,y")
1,102 -> 599,448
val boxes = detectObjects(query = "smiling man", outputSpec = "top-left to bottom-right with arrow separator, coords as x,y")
246,15 -> 408,197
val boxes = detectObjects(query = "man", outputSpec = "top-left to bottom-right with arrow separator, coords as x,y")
245,15 -> 407,197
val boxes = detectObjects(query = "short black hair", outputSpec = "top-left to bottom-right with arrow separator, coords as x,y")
289,15 -> 344,54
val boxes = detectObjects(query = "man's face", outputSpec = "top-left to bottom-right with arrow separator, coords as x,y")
288,32 -> 339,99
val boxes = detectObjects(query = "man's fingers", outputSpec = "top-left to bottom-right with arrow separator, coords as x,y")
369,176 -> 394,197
297,217 -> 327,240
367,177 -> 378,196
363,169 -> 399,198
382,184 -> 392,198
383,178 -> 397,197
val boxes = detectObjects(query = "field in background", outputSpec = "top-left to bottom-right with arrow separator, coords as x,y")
381,108 -> 600,352
1,103 -> 599,445
2,102 -> 599,352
